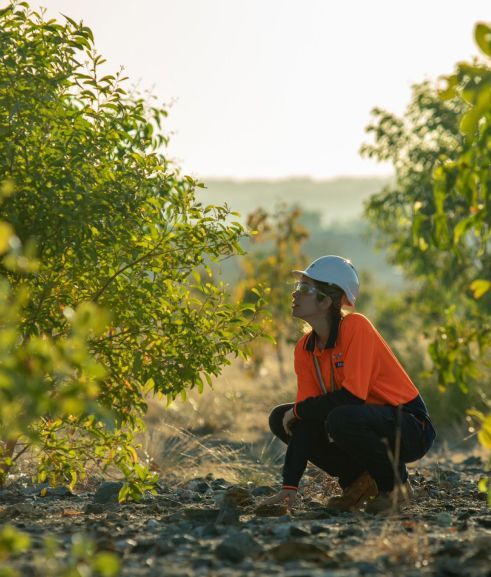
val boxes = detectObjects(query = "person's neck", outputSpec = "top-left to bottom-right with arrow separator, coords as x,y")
310,318 -> 331,349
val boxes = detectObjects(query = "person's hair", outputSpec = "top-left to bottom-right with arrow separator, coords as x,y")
312,280 -> 345,323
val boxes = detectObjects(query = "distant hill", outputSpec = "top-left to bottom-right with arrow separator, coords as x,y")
196,176 -> 393,225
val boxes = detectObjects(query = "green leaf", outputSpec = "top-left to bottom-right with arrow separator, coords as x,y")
475,22 -> 491,57
0,5 -> 14,17
0,524 -> 31,557
92,552 -> 121,577
61,13 -> 79,28
438,75 -> 458,100
459,109 -> 479,136
196,375 -> 204,394
433,214 -> 450,248
453,216 -> 476,245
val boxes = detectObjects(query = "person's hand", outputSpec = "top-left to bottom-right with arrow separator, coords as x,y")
282,408 -> 296,436
257,488 -> 297,511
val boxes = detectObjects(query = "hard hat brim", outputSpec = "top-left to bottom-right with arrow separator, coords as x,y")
292,269 -> 356,306
292,269 -> 323,281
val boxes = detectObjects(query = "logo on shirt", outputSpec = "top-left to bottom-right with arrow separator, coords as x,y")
333,352 -> 343,359
335,361 -> 344,368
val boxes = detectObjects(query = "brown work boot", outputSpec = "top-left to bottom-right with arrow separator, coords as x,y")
326,471 -> 378,512
365,480 -> 413,515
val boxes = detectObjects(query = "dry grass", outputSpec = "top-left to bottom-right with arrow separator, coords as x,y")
141,419 -> 291,485
141,347 -> 298,484
352,517 -> 431,570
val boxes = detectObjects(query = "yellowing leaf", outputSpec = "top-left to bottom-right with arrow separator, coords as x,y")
478,478 -> 488,493
418,236 -> 429,252
478,414 -> 491,449
470,279 -> 491,299
0,179 -> 15,198
127,445 -> 138,464
0,222 -> 14,254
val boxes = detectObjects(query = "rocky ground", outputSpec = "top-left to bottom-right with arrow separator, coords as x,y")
0,454 -> 490,577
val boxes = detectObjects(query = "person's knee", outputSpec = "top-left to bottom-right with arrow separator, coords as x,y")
269,405 -> 289,437
326,406 -> 357,441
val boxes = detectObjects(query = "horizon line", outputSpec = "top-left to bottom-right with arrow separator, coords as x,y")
191,173 -> 394,184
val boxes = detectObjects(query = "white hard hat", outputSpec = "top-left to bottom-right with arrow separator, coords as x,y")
293,255 -> 360,305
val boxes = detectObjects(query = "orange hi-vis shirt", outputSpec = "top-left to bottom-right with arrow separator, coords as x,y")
294,312 -> 419,406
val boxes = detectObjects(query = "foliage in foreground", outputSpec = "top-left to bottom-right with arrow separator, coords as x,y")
362,23 -> 491,482
362,23 -> 491,419
0,2 -> 264,493
0,524 -> 120,577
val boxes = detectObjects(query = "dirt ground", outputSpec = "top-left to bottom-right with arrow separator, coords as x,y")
1,356 -> 490,576
0,450 -> 490,577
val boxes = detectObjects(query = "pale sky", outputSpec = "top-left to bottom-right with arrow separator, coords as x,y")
25,1 -> 491,179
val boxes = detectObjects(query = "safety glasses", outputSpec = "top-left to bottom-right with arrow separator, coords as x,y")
292,281 -> 327,298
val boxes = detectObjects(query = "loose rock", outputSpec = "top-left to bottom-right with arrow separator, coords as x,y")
263,540 -> 332,563
215,530 -> 262,563
93,481 -> 124,504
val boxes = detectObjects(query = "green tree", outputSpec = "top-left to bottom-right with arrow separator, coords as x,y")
0,2 -> 263,492
434,22 -> 491,462
361,24 -> 491,427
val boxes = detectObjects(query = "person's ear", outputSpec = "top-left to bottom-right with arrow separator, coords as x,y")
321,295 -> 332,311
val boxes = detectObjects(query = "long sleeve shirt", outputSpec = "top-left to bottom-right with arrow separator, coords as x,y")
282,313 -> 430,489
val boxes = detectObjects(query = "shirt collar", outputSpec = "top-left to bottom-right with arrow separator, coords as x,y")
305,316 -> 341,352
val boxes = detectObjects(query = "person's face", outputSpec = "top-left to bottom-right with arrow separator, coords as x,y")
291,275 -> 331,322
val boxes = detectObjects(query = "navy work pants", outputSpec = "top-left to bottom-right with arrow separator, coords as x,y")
269,403 -> 435,492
